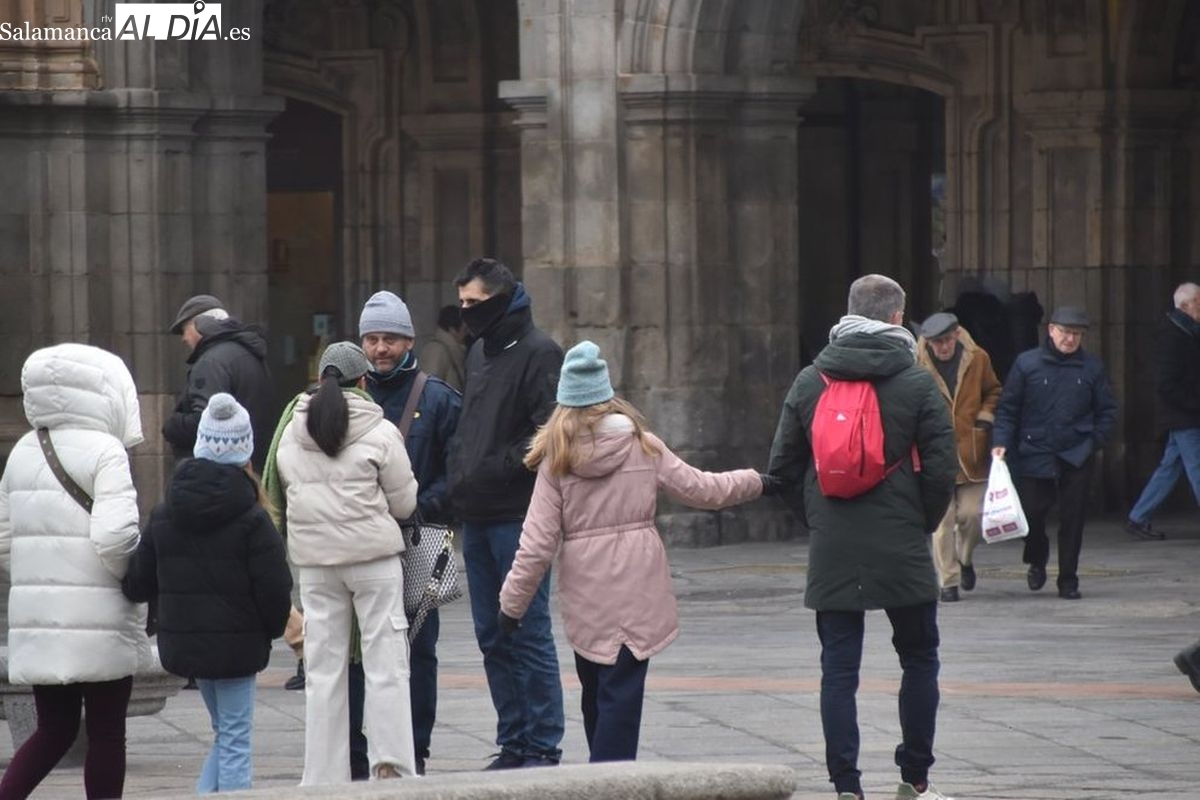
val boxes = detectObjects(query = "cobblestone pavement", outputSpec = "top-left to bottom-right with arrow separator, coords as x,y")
3,514 -> 1197,799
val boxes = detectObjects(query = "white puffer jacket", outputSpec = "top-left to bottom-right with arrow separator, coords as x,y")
0,343 -> 150,685
276,391 -> 418,567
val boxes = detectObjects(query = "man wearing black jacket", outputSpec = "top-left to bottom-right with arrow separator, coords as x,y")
164,294 -> 276,475
448,257 -> 565,770
1126,282 -> 1200,540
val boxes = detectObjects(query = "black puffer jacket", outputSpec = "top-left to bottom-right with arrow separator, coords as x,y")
448,291 -> 563,522
1154,310 -> 1200,433
122,459 -> 292,679
163,319 -> 276,473
768,332 -> 957,611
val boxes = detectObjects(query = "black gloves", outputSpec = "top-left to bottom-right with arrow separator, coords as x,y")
760,473 -> 787,496
973,420 -> 993,431
498,610 -> 521,636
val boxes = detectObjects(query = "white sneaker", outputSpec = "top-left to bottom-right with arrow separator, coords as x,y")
895,781 -> 954,800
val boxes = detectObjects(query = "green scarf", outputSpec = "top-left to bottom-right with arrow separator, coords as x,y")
262,386 -> 375,662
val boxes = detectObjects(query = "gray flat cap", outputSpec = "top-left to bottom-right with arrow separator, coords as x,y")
919,312 -> 959,339
169,294 -> 225,333
1049,306 -> 1090,329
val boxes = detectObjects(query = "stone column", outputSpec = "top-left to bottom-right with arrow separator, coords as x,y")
1014,89 -> 1195,502
619,76 -> 810,544
0,0 -> 280,509
505,0 -> 811,543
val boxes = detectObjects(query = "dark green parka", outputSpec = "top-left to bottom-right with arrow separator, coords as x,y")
768,332 -> 956,611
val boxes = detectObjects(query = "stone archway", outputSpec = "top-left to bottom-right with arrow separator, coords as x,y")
506,0 -> 1200,526
261,0 -> 521,343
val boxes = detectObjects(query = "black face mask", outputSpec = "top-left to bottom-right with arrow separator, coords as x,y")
460,292 -> 510,338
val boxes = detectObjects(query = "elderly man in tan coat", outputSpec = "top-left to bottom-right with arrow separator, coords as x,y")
916,312 -> 1003,602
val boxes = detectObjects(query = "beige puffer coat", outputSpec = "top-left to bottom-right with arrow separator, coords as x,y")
276,392 -> 418,567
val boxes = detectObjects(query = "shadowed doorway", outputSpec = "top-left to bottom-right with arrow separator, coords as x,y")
265,98 -> 343,398
797,78 -> 945,364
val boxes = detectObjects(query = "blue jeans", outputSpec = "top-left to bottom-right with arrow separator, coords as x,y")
1129,428 -> 1200,524
349,608 -> 439,777
463,520 -> 564,760
816,602 -> 940,796
575,646 -> 649,762
196,676 -> 256,793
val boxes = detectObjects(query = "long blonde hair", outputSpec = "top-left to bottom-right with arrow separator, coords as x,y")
243,464 -> 274,515
525,396 -> 660,477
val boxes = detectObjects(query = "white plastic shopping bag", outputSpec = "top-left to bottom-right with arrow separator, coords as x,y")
981,457 -> 1029,544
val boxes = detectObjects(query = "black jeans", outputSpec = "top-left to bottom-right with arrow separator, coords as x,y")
574,646 -> 650,762
350,608 -> 440,778
815,603 -> 940,796
1019,457 -> 1094,591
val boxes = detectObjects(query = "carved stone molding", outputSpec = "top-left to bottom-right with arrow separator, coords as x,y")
497,79 -> 548,131
0,0 -> 100,90
618,74 -> 812,127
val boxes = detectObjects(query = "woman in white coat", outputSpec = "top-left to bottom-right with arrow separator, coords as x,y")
274,342 -> 420,783
0,343 -> 147,800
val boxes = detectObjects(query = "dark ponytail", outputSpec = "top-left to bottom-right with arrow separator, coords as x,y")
306,366 -> 353,457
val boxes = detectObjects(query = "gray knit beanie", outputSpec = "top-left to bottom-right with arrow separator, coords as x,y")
358,291 -> 415,339
194,393 -> 254,466
318,341 -> 370,382
557,341 -> 614,408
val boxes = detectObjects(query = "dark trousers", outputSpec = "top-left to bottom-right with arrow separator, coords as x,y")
1019,457 -> 1093,591
0,676 -> 133,800
816,603 -> 940,796
574,646 -> 649,762
349,608 -> 439,779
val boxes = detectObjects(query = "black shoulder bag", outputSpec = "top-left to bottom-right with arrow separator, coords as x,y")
37,427 -> 93,512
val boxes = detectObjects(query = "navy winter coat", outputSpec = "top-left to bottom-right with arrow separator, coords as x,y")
992,339 -> 1119,479
122,458 -> 292,679
366,357 -> 462,524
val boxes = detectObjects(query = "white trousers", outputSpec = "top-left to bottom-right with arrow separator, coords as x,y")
299,556 -> 416,784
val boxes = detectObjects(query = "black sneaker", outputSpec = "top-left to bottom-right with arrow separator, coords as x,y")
521,753 -> 560,768
1174,641 -> 1200,694
1058,587 -> 1082,600
284,661 -> 305,691
1125,519 -> 1165,541
484,750 -> 525,770
1027,564 -> 1046,591
960,563 -> 976,591
939,586 -> 960,603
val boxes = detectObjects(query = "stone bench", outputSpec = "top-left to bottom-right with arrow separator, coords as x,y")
213,762 -> 797,800
0,655 -> 185,762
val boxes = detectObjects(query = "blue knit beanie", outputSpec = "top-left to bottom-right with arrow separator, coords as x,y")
359,291 -> 415,339
557,341 -> 614,408
194,393 -> 254,466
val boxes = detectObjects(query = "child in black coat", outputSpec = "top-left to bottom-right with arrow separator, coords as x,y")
123,393 -> 291,793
